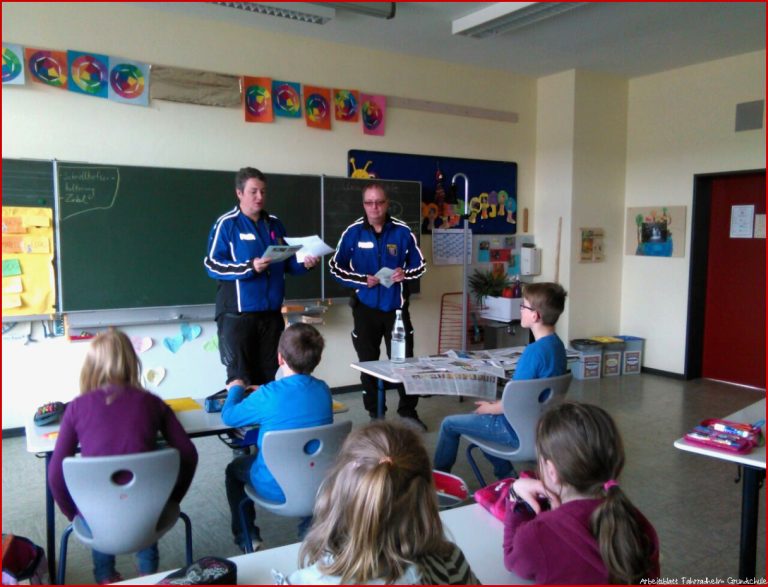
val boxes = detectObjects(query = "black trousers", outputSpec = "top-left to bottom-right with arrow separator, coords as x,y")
351,301 -> 418,417
217,311 -> 285,386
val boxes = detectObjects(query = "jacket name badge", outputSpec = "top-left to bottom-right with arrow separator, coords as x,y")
239,233 -> 256,241
358,241 -> 374,249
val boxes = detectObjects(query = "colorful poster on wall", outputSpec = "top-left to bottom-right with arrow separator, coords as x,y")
360,93 -> 386,136
304,85 -> 331,130
580,227 -> 605,262
68,50 -> 109,98
333,89 -> 359,122
108,57 -> 150,106
2,43 -> 26,85
25,47 -> 68,88
243,76 -> 273,122
272,80 -> 302,118
625,206 -> 686,257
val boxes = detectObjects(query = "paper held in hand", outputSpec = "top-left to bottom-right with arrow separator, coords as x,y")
374,267 -> 395,288
262,245 -> 303,263
284,235 -> 335,262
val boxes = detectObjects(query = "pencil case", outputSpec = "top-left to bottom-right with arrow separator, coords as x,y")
204,390 -> 228,413
683,418 -> 763,454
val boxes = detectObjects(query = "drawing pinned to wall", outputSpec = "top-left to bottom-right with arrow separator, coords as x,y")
477,240 -> 490,263
25,48 -> 68,88
68,50 -> 108,98
108,57 -> 149,106
580,227 -> 605,262
334,89 -> 359,122
243,76 -> 273,123
2,43 -> 26,85
626,206 -> 686,257
272,80 -> 301,118
349,158 -> 375,179
304,85 -> 331,130
507,254 -> 520,277
361,93 -> 386,136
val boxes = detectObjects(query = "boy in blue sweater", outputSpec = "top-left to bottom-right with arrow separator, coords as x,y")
222,323 -> 333,552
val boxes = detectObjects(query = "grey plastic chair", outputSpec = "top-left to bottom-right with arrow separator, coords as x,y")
463,373 -> 572,487
57,448 -> 192,584
238,420 -> 352,552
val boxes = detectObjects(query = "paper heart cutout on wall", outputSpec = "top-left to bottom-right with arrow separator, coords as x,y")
130,336 -> 153,354
203,335 -> 219,352
163,334 -> 185,354
181,322 -> 202,341
144,367 -> 166,386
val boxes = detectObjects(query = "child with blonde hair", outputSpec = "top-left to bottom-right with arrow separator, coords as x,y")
288,420 -> 478,585
48,329 -> 198,584
503,402 -> 660,584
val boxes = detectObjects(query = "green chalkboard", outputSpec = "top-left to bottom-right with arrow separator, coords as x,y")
58,163 -> 321,312
1,159 -> 54,208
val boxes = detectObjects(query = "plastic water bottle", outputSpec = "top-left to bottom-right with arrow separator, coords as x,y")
391,309 -> 406,363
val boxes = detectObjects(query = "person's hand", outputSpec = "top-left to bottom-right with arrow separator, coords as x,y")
474,400 -> 503,415
511,478 -> 558,514
227,379 -> 246,390
303,255 -> 320,269
252,257 -> 271,273
392,267 -> 405,283
366,275 -> 380,288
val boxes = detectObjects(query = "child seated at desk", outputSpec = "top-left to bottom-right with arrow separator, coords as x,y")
222,323 -> 332,553
503,402 -> 660,583
287,420 -> 478,585
47,330 -> 199,584
433,282 -> 568,480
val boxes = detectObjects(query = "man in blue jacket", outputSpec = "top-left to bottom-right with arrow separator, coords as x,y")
204,167 -> 319,386
329,182 -> 427,430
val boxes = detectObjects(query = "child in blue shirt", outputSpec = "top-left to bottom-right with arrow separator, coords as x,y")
433,282 -> 568,480
222,323 -> 333,552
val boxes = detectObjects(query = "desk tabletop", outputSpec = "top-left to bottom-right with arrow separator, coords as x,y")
674,397 -> 766,469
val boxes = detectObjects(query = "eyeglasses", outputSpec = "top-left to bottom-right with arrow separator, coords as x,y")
363,200 -> 387,207
520,303 -> 535,312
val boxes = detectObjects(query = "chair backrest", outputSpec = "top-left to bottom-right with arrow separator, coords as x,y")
500,373 -> 572,463
62,448 -> 180,554
257,420 -> 352,517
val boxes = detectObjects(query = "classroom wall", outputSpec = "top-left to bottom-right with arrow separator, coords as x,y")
621,51 -> 766,374
1,3 -> 538,428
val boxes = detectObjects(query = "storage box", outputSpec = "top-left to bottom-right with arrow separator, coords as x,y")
615,335 -> 644,375
569,339 -> 603,380
479,296 -> 521,323
591,337 -> 625,377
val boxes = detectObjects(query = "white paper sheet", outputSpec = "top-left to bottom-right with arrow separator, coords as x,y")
374,267 -> 395,288
284,235 -> 335,262
262,245 -> 302,262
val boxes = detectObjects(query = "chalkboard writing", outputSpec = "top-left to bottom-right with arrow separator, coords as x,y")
59,166 -> 120,221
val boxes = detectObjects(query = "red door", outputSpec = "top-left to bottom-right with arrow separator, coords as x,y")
701,171 -> 765,388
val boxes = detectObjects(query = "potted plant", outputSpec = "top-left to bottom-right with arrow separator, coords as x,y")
469,269 -> 521,322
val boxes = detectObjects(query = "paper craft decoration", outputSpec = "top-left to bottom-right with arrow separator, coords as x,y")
2,259 -> 22,277
131,336 -> 153,354
3,217 -> 26,233
22,214 -> 50,228
304,85 -> 331,130
625,206 -> 686,257
203,335 -> 219,352
163,334 -> 185,354
361,93 -> 386,135
334,89 -> 359,122
68,50 -> 108,98
3,276 -> 23,294
2,43 -> 26,85
25,48 -> 68,88
3,294 -> 22,309
243,76 -> 273,122
272,80 -> 301,118
144,367 -> 166,386
108,57 -> 150,106
180,322 -> 202,341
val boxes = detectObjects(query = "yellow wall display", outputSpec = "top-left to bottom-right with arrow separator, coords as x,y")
2,206 -> 56,317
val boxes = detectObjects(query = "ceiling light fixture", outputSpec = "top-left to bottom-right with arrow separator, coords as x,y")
210,2 -> 335,25
312,2 -> 396,20
452,2 -> 589,39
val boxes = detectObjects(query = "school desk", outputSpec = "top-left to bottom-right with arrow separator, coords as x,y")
116,502 -> 529,584
674,397 -> 765,580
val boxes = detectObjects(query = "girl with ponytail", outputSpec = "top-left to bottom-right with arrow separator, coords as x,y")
288,420 -> 478,585
503,402 -> 660,584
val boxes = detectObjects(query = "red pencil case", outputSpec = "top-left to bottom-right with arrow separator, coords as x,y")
683,418 -> 763,454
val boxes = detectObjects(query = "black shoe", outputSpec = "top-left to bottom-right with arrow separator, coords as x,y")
399,414 -> 428,432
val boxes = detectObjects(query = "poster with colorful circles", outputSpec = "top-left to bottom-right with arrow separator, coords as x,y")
108,57 -> 150,106
304,85 -> 331,130
243,76 -> 273,123
272,80 -> 302,118
68,50 -> 109,98
2,43 -> 25,85
25,47 -> 67,89
333,89 -> 359,122
361,93 -> 386,136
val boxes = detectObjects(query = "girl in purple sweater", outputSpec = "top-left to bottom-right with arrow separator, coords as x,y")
503,402 -> 660,584
48,330 -> 198,584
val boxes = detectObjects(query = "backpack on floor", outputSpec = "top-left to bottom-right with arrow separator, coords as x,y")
2,534 -> 49,585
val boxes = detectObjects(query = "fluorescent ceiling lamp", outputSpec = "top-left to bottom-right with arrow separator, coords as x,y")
453,2 -> 589,38
311,2 -> 396,20
210,2 -> 335,24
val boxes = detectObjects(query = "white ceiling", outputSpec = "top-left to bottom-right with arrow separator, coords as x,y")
143,2 -> 765,78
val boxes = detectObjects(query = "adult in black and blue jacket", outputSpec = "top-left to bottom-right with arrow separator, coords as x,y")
204,167 -> 319,386
329,183 -> 427,428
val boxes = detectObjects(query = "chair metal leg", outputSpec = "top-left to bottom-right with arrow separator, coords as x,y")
57,525 -> 74,585
466,444 -> 487,488
237,497 -> 254,553
179,511 -> 193,565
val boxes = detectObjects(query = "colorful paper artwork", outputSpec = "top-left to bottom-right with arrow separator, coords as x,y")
3,276 -> 23,294
243,76 -> 273,123
625,206 -> 687,257
304,85 -> 331,130
272,80 -> 302,118
25,48 -> 68,88
2,258 -> 22,277
2,217 -> 26,234
334,89 -> 359,122
68,50 -> 109,98
108,57 -> 150,106
2,43 -> 26,85
580,227 -> 605,262
361,93 -> 386,136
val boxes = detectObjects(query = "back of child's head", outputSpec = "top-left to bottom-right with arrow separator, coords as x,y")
536,402 -> 655,583
299,420 -> 449,583
278,323 -> 324,374
79,329 -> 142,394
521,282 -> 567,326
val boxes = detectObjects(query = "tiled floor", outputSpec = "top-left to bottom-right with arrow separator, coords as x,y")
2,373 -> 765,584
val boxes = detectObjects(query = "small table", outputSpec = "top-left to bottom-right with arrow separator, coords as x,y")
674,398 -> 766,580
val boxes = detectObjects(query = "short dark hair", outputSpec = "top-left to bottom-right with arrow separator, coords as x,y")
278,323 -> 324,374
361,182 -> 388,200
235,167 -> 267,192
521,282 -> 567,326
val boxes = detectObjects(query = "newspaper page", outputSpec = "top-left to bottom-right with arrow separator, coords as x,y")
393,357 -> 500,399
